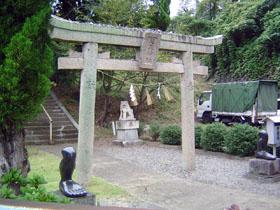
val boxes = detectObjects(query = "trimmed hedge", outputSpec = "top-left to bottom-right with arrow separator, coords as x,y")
149,122 -> 161,141
160,125 -> 181,145
224,124 -> 258,156
195,125 -> 204,148
200,123 -> 227,152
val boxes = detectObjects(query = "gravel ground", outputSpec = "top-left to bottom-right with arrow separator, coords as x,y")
95,139 -> 280,197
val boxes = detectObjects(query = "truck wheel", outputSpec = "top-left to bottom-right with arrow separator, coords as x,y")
202,112 -> 212,123
233,116 -> 243,123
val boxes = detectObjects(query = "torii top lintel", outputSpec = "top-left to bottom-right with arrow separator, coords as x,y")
50,15 -> 223,54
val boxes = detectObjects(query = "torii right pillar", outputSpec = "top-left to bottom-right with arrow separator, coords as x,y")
181,51 -> 195,170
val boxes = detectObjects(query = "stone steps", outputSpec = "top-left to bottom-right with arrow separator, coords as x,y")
25,137 -> 77,145
24,92 -> 79,145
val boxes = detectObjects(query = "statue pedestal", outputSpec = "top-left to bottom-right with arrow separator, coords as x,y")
113,120 -> 143,146
55,191 -> 96,206
249,158 -> 280,176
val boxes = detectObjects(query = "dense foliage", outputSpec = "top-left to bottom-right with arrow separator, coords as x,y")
169,11 -> 212,36
200,123 -> 227,152
142,0 -> 171,30
213,0 -> 280,81
170,0 -> 280,83
0,0 -> 50,63
149,122 -> 161,141
197,123 -> 260,156
195,125 -> 204,148
93,0 -> 145,27
0,7 -> 53,127
224,124 -> 258,156
160,125 -> 181,145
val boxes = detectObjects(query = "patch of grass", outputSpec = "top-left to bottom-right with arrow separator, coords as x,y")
28,147 -> 60,191
27,147 -> 128,199
95,126 -> 113,139
87,177 -> 128,198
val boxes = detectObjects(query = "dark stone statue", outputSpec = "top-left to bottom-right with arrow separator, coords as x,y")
59,147 -> 87,197
255,130 -> 276,160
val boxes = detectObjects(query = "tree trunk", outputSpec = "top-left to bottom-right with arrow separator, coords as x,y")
97,95 -> 112,127
135,72 -> 149,118
0,123 -> 30,177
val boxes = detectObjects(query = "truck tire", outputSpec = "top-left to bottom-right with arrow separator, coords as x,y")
202,112 -> 212,123
233,116 -> 243,123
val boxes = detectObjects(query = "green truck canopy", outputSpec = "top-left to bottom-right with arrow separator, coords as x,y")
212,80 -> 278,113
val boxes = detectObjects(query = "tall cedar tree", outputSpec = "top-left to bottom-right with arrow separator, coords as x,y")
142,0 -> 171,31
0,3 -> 53,175
53,0 -> 96,21
0,0 -> 50,63
157,0 -> 171,30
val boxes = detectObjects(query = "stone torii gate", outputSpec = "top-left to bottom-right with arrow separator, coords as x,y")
50,16 -> 223,184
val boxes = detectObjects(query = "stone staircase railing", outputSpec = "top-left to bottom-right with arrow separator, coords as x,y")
40,104 -> 53,144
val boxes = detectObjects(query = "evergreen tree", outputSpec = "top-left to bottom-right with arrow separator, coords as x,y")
53,0 -> 96,22
53,0 -> 79,20
0,3 -> 53,175
0,0 -> 49,65
93,0 -> 145,27
196,0 -> 222,20
169,11 -> 212,36
141,0 -> 171,31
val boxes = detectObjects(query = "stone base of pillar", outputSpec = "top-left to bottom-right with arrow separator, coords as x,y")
249,158 -> 280,176
113,139 -> 143,147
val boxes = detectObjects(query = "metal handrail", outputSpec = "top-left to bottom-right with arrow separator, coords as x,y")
41,104 -> 54,144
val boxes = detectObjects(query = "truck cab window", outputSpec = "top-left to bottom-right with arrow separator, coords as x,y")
199,92 -> 211,105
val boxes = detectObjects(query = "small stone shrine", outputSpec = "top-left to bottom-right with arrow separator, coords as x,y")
113,101 -> 142,146
249,130 -> 280,176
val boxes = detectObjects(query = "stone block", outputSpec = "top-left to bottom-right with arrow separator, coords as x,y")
117,129 -> 139,141
54,191 -> 96,206
54,190 -> 96,206
249,158 -> 280,176
113,139 -> 143,147
116,120 -> 139,130
139,32 -> 161,69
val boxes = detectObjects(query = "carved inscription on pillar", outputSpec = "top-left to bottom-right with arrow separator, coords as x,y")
139,32 -> 161,69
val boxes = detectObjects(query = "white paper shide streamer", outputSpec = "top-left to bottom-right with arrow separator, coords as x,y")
129,84 -> 138,106
157,83 -> 161,100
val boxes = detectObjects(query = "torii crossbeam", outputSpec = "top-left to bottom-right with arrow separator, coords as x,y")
49,15 -> 223,185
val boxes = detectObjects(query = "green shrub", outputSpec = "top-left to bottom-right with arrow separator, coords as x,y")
200,123 -> 227,152
28,174 -> 47,189
149,122 -> 161,141
195,125 -> 204,148
160,125 -> 181,145
0,185 -> 16,199
0,169 -> 70,203
1,168 -> 27,187
224,124 -> 259,156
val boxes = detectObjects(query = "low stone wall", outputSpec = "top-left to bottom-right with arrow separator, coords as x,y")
0,199 -> 155,210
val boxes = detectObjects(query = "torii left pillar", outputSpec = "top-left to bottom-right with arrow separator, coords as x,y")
181,51 -> 195,170
76,42 -> 98,184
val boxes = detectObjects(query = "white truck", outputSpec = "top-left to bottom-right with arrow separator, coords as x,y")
197,80 -> 278,124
